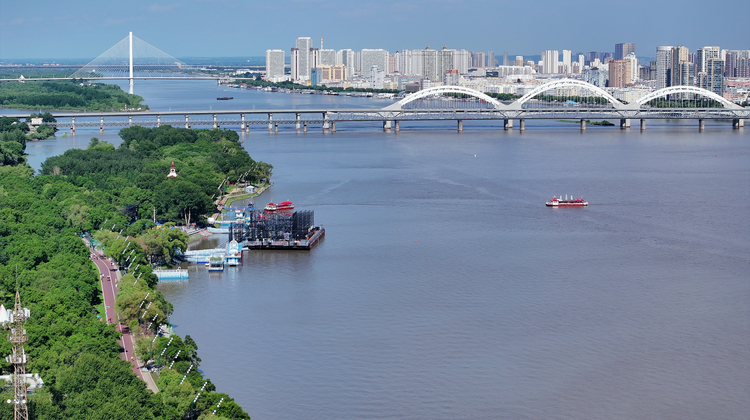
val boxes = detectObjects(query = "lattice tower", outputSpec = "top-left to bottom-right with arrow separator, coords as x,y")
70,32 -> 197,80
5,289 -> 29,420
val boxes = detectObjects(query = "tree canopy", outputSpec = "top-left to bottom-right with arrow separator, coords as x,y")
0,126 -> 258,419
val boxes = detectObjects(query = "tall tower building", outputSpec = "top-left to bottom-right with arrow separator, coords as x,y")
608,60 -> 632,87
696,46 -> 721,74
455,49 -> 471,74
541,50 -> 559,74
624,52 -> 638,83
562,50 -> 572,74
698,58 -> 725,96
438,47 -> 456,76
503,51 -> 509,66
670,46 -> 690,87
488,51 -> 495,68
265,49 -> 285,81
360,49 -> 389,76
656,46 -> 673,89
515,55 -> 524,66
337,49 -> 355,79
294,37 -> 312,82
422,47 -> 438,80
319,49 -> 336,67
614,43 -> 636,60
473,51 -> 485,68
290,48 -> 300,81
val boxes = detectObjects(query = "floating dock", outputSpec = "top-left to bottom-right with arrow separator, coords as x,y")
153,268 -> 189,281
245,227 -> 325,250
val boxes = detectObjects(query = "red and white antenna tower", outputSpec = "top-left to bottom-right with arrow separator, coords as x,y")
5,288 -> 30,420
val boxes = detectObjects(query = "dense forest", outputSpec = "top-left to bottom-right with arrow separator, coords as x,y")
0,80 -> 148,111
0,126 -> 265,419
41,126 -> 272,226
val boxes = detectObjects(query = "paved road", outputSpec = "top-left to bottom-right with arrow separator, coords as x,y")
87,241 -> 159,393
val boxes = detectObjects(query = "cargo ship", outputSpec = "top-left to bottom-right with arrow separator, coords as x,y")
546,195 -> 588,207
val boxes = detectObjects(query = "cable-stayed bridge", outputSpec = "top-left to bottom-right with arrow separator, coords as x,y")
1,32 -> 218,85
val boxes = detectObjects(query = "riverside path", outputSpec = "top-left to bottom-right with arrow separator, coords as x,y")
86,239 -> 159,393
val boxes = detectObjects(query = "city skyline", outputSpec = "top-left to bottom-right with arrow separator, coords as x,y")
1,0 -> 748,59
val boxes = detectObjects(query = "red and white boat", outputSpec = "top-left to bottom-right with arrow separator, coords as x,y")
546,195 -> 588,207
277,201 -> 294,210
264,202 -> 278,212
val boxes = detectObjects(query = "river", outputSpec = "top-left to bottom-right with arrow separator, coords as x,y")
10,80 -> 750,419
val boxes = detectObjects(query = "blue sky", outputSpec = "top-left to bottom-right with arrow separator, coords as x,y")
1,0 -> 748,60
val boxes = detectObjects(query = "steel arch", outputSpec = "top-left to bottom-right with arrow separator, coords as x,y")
635,86 -> 741,109
511,79 -> 625,110
383,85 -> 507,110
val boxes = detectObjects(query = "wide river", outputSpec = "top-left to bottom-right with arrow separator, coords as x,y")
12,80 -> 750,419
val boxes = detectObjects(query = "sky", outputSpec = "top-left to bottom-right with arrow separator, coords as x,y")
1,0 -> 748,61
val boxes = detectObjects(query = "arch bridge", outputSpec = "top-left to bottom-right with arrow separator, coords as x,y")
5,80 -> 747,134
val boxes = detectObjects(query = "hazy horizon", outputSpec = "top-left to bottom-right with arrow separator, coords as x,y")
1,0 -> 747,60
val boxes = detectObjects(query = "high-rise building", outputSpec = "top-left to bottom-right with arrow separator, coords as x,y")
290,48 -> 300,81
488,51 -> 495,68
541,50 -> 559,74
336,49 -> 355,79
473,51 -> 485,68
725,50 -> 750,77
562,50 -> 572,74
503,51 -> 509,66
577,54 -> 585,74
422,47 -> 438,80
319,49 -> 336,67
294,37 -> 312,82
614,43 -> 636,60
265,49 -> 285,81
670,46 -> 690,87
698,58 -> 725,96
656,46 -> 673,89
515,56 -> 524,66
361,49 -> 389,76
608,60 -> 632,87
624,52 -> 638,83
582,67 -> 608,87
455,50 -> 471,74
438,47 -> 456,76
696,46 -> 721,74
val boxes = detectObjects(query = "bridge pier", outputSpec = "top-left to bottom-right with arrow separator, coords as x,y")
213,114 -> 218,129
185,115 -> 190,129
128,116 -> 132,127
394,120 -> 400,132
100,116 -> 104,134
71,117 -> 75,135
640,119 -> 646,131
303,122 -> 307,133
504,119 -> 513,130
699,119 -> 705,131
156,115 -> 161,128
457,120 -> 463,132
274,122 -> 278,133
296,113 -> 301,130
620,118 -> 631,129
323,113 -> 330,131
580,119 -> 586,131
240,114 -> 245,132
519,119 -> 525,132
268,114 -> 273,131
383,120 -> 392,131
733,118 -> 744,128
331,121 -> 336,132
